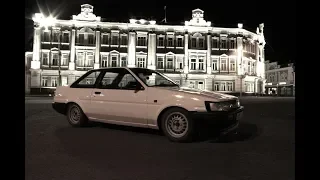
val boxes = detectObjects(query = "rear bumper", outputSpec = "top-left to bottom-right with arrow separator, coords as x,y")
190,106 -> 244,135
52,102 -> 67,115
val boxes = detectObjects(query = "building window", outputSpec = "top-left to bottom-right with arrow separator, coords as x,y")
177,37 -> 183,47
229,39 -> 235,49
190,59 -> 196,70
188,81 -> 204,90
78,34 -> 85,44
199,38 -> 204,48
101,55 -> 108,67
191,38 -> 196,48
52,53 -> 59,66
220,82 -> 226,91
41,77 -> 48,87
121,56 -> 127,67
227,82 -> 233,91
111,56 -> 118,67
121,35 -> 127,45
62,32 -> 69,43
77,52 -> 84,67
213,81 -> 235,91
198,81 -> 204,90
111,34 -> 119,45
212,38 -> 218,48
43,32 -> 50,42
252,62 -> 256,74
248,62 -> 251,74
245,82 -> 254,92
229,58 -> 236,71
51,77 -> 58,87
137,57 -> 146,68
88,34 -> 95,44
102,34 -> 109,45
42,52 -> 49,65
53,32 -> 59,42
220,57 -> 227,71
167,37 -> 174,47
86,52 -> 94,67
61,54 -> 69,66
221,39 -> 227,49
157,57 -> 164,69
198,58 -> 204,70
214,82 -> 219,91
212,57 -> 218,71
137,36 -> 147,46
176,56 -> 183,70
158,36 -> 164,47
76,52 -> 94,67
166,57 -> 174,69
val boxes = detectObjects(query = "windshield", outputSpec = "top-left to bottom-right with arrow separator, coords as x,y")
129,68 -> 179,87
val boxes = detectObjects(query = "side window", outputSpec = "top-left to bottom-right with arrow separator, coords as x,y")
71,71 -> 101,88
118,73 -> 137,90
98,69 -> 141,90
100,72 -> 119,88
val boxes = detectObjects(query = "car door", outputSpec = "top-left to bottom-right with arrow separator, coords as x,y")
69,70 -> 102,117
90,68 -> 148,127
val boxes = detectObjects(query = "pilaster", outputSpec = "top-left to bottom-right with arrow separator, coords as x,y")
127,31 -> 136,67
147,32 -> 156,70
69,28 -> 76,70
206,33 -> 212,74
183,33 -> 189,74
94,29 -> 101,69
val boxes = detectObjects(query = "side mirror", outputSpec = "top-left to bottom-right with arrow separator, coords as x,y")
134,83 -> 144,93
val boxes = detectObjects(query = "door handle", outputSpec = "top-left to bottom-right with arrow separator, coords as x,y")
94,92 -> 101,95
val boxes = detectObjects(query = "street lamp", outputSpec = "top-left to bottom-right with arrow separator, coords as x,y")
32,13 -> 61,86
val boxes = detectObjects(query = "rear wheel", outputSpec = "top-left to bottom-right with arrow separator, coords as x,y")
66,103 -> 88,127
160,107 -> 195,142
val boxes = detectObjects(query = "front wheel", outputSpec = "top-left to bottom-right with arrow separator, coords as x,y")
66,103 -> 88,127
160,107 -> 195,142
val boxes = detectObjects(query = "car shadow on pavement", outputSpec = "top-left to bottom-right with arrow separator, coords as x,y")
196,122 -> 262,143
94,122 -> 164,136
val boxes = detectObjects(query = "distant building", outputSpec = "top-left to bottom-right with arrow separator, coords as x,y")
25,4 -> 267,95
265,61 -> 295,96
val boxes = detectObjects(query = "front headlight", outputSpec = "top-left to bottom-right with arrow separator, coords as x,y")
205,99 -> 240,112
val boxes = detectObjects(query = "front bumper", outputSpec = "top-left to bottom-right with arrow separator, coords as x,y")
52,102 -> 67,115
190,106 -> 244,135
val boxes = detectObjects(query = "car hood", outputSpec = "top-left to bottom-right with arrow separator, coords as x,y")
160,86 -> 238,101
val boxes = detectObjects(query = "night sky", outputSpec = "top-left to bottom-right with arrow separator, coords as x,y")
25,0 -> 296,65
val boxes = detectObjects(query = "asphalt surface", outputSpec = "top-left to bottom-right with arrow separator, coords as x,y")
25,96 -> 295,180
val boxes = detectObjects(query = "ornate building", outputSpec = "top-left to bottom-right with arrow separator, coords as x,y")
265,61 -> 295,96
25,4 -> 267,95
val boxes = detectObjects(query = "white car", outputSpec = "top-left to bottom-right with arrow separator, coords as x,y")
53,67 -> 244,142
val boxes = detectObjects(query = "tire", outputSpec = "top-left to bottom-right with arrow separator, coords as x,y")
160,107 -> 195,142
66,103 -> 88,127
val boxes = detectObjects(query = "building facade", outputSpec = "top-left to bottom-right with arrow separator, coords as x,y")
265,61 -> 295,96
25,4 -> 267,95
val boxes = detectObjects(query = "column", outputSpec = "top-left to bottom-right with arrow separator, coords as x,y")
183,33 -> 189,74
69,29 -> 76,70
147,32 -> 156,70
206,34 -> 212,74
127,31 -> 136,67
236,37 -> 243,75
31,26 -> 41,69
94,29 -> 101,69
